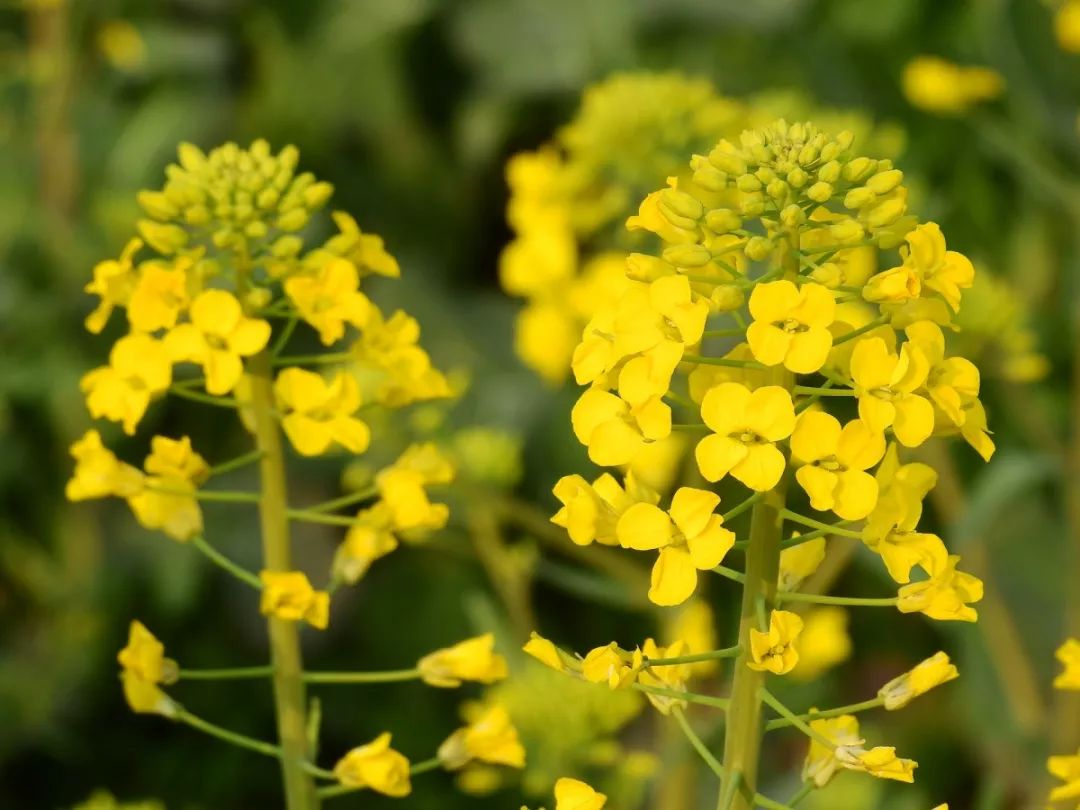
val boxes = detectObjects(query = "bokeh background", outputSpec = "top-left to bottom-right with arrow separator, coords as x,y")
2,0 -> 1079,808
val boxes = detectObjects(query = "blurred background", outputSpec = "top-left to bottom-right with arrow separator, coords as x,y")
1,0 -> 1079,808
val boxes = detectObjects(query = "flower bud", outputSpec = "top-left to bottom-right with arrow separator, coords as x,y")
184,205 -> 210,226
660,188 -> 704,221
829,218 -> 865,243
705,208 -> 742,234
842,157 -> 875,182
271,235 -> 304,258
766,179 -> 789,201
780,204 -> 805,228
626,253 -> 674,282
736,174 -> 763,193
755,167 -> 776,184
708,147 -> 746,176
866,169 -> 904,195
277,209 -> 310,232
137,191 -> 178,220
693,165 -> 727,192
864,196 -> 908,229
303,181 -> 334,209
807,181 -> 833,203
137,220 -> 188,254
739,193 -> 765,217
711,284 -> 745,311
787,167 -> 808,188
819,142 -> 841,163
798,143 -> 819,165
745,236 -> 773,261
663,244 -> 712,268
818,160 -> 842,183
844,187 -> 877,209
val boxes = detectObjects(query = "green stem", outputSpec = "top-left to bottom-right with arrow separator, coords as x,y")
190,534 -> 263,590
764,697 -> 885,731
272,315 -> 299,358
799,239 -> 877,255
632,683 -> 730,710
683,355 -> 766,369
776,592 -> 897,607
209,449 -> 266,478
286,509 -> 361,527
722,491 -> 765,524
303,668 -> 421,684
673,706 -> 724,778
779,522 -> 853,549
647,646 -> 742,666
787,782 -> 814,807
148,486 -> 262,504
176,708 -> 284,760
672,423 -> 710,433
703,328 -> 747,338
713,565 -> 746,584
304,486 -> 379,514
759,689 -> 836,749
779,509 -> 863,538
273,352 -> 353,367
832,315 -> 889,345
168,386 -> 239,409
754,793 -> 794,810
791,385 -> 854,397
316,757 -> 442,800
178,665 -> 274,680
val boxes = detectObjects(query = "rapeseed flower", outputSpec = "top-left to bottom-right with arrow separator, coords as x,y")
259,570 -> 330,629
418,634 -> 508,688
333,733 -> 412,797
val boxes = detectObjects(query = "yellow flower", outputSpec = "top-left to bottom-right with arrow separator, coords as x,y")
1055,638 -> 1080,690
905,321 -> 980,424
637,638 -> 691,714
165,290 -> 270,394
1057,0 -> 1080,52
626,177 -> 700,244
516,301 -> 580,385
616,487 -> 736,606
350,306 -> 451,406
554,777 -> 607,810
896,546 -> 983,622
803,714 -> 917,786
571,388 -> 670,466
117,620 -> 177,716
778,538 -> 826,592
877,651 -> 959,709
865,222 -> 974,314
375,443 -> 454,533
902,56 -> 1003,115
334,502 -> 398,584
839,746 -> 917,783
274,368 -> 370,457
127,435 -> 210,542
789,607 -> 851,681
285,256 -> 372,345
551,472 -> 659,547
791,412 -> 884,520
66,430 -> 145,501
98,19 -> 146,71
500,221 -> 577,299
321,211 -> 401,278
81,333 -> 173,435
748,609 -> 804,674
695,383 -> 795,491
259,570 -> 330,629
418,634 -> 508,688
849,337 -> 934,448
581,643 -> 638,689
127,259 -> 191,333
522,632 -> 575,673
332,733 -> 412,798
746,280 -> 836,373
84,238 -> 142,333
1049,748 -> 1080,804
438,704 -> 526,770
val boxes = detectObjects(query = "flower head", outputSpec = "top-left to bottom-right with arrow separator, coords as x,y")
81,334 -> 173,434
849,337 -> 934,447
127,435 -> 209,542
117,621 -> 177,716
877,651 -> 958,709
285,256 -> 371,345
333,733 -> 411,797
259,570 -> 330,629
791,412 -> 884,520
1049,748 -> 1080,804
375,443 -> 454,533
85,238 -> 142,333
747,280 -> 835,373
437,704 -> 525,770
748,610 -> 804,675
66,430 -> 145,501
572,388 -> 670,467
418,634 -> 508,688
274,368 -> 370,457
334,503 -> 398,584
551,471 -> 658,547
896,546 -> 983,622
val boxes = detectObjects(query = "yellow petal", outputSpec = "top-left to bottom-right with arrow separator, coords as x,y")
833,470 -> 878,520
616,503 -> 674,550
668,487 -> 720,538
746,386 -> 795,441
649,546 -> 697,606
746,321 -> 792,367
685,517 -> 735,570
892,395 -> 934,447
695,434 -> 748,482
700,381 -> 751,434
796,465 -> 838,512
732,443 -> 787,491
785,328 -> 832,374
791,410 -> 840,463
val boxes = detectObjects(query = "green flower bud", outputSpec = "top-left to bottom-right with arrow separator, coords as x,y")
277,209 -> 310,232
819,142 -> 841,163
184,205 -> 210,226
798,144 -> 819,165
842,157 -> 875,182
739,193 -> 765,217
780,204 -> 805,228
137,191 -> 178,220
709,147 -> 746,176
836,130 -> 855,150
257,188 -> 281,210
766,179 -> 789,201
755,167 -> 776,184
136,220 -> 188,254
829,218 -> 865,244
745,236 -> 773,261
271,235 -> 304,258
711,284 -> 745,311
736,174 -> 763,193
787,167 -> 808,188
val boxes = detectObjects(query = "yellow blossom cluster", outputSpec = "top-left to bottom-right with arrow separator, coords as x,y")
1049,638 -> 1080,805
902,56 -> 1004,115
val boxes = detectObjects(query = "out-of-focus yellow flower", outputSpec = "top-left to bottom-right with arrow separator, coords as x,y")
551,472 -> 658,547
1056,1 -> 1080,52
522,633 -> 575,674
259,570 -> 330,629
581,643 -> 638,689
746,281 -> 835,373
127,259 -> 191,333
350,306 -> 452,407
127,435 -> 209,542
877,651 -> 958,709
516,301 -> 580,384
97,20 -> 147,71
637,638 -> 690,715
334,503 -> 398,583
418,634 -> 508,688
902,56 -> 1003,115
668,599 -> 719,677
274,368 -> 370,457
1055,638 -> 1080,690
791,412 -> 884,520
778,538 -> 826,592
319,211 -> 400,279
554,777 -> 607,810
332,733 -> 412,797
438,704 -> 526,770
849,337 -> 934,448
165,290 -> 270,395
696,383 -> 795,491
285,257 -> 371,345
66,430 -> 145,501
117,621 -> 177,716
85,238 -> 142,334
375,443 -> 453,533
789,607 -> 851,681
616,487 -> 736,606
803,713 -> 917,786
81,333 -> 173,435
748,610 -> 804,675
1049,748 -> 1080,803
896,546 -> 983,622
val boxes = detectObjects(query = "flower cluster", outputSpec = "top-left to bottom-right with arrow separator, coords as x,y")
1048,638 -> 1080,804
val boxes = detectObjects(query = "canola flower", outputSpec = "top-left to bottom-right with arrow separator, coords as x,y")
67,141 -> 519,810
1049,637 -> 1080,805
531,119 -> 990,809
902,56 -> 1004,115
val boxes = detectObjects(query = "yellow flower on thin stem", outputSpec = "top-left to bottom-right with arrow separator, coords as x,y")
259,570 -> 330,629
551,471 -> 658,547
695,382 -> 795,491
332,733 -> 412,797
117,620 -> 178,716
865,222 -> 974,313
66,430 -> 145,501
274,368 -> 371,457
746,280 -> 836,374
802,713 -> 917,786
616,486 -> 736,606
285,256 -> 372,345
437,704 -> 525,770
896,546 -> 983,622
84,238 -> 142,333
418,634 -> 508,688
778,538 -> 826,592
128,259 -> 191,333
791,411 -> 884,520
877,651 -> 958,709
127,435 -> 210,542
81,334 -> 173,435
581,642 -> 638,689
748,610 -> 804,675
901,56 -> 1003,115
376,443 -> 454,532
554,777 -> 607,810
165,289 -> 270,395
637,638 -> 691,714
1055,638 -> 1080,690
849,337 -> 934,447
333,502 -> 398,584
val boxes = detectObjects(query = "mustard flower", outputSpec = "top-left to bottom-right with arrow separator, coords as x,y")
637,638 -> 691,714
350,305 -> 451,406
746,280 -> 836,373
522,632 -> 575,674
551,471 -> 658,547
84,238 -> 142,334
320,211 -> 401,279
65,430 -> 145,501
375,443 -> 454,533
334,502 -> 398,584
81,333 -> 173,435
127,258 -> 191,333
285,256 -> 372,345
571,387 -> 670,466
1057,0 -> 1080,52
274,367 -> 370,457
1049,749 -> 1080,804
332,733 -> 412,798
864,222 -> 974,314
127,435 -> 209,542
418,634 -> 508,688
791,412 -> 885,520
438,704 -> 526,770
695,383 -> 795,491
1055,638 -> 1080,690
778,538 -> 826,592
616,487 -> 736,606
789,607 -> 852,681
748,609 -> 804,675
554,777 -> 607,810
901,56 -> 1004,115
849,337 -> 934,447
896,546 -> 983,622
877,651 -> 959,709
803,714 -> 916,786
117,620 -> 177,716
165,289 -> 270,395
626,177 -> 701,244
259,570 -> 330,629
670,599 -> 721,678
517,301 -> 581,385
581,643 -> 638,689
905,321 -> 980,424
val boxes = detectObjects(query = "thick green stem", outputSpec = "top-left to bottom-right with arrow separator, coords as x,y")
250,350 -> 319,810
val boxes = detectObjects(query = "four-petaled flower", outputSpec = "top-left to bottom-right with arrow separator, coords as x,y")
850,336 -> 934,448
259,570 -> 330,629
418,634 -> 508,688
747,280 -> 836,373
274,367 -> 371,457
332,733 -> 412,797
791,411 -> 885,520
81,333 -> 173,434
748,609 -> 804,674
285,256 -> 372,345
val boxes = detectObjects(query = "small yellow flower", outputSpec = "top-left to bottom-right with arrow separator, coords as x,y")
1054,638 -> 1080,690
877,651 -> 959,709
551,471 -> 658,547
789,607 -> 851,681
522,632 -> 574,673
637,638 -> 691,714
332,733 -> 412,798
791,412 -> 884,520
375,443 -> 454,532
553,777 -> 607,810
803,713 -> 917,786
418,634 -> 508,688
334,503 -> 398,584
127,435 -> 210,542
285,256 -> 372,345
778,538 -> 826,592
571,388 -> 670,466
896,546 -> 983,622
839,746 -> 917,783
626,177 -> 700,244
127,259 -> 191,333
438,704 -> 526,770
84,238 -> 142,334
905,321 -> 980,425
165,290 -> 270,395
322,211 -> 401,278
1048,748 -> 1080,804
695,383 -> 795,491
616,487 -> 736,606
669,599 -> 720,677
849,337 -> 934,447
516,301 -> 580,385
902,56 -> 1003,115
259,570 -> 330,629
748,609 -> 804,675
581,643 -> 638,689
66,430 -> 145,501
865,222 -> 974,313
274,368 -> 370,457
81,333 -> 173,435
117,621 -> 177,716
350,306 -> 452,406
746,280 -> 836,373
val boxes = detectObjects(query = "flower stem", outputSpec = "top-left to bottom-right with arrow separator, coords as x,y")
303,668 -> 421,684
673,706 -> 724,778
683,355 -> 766,370
178,665 -> 274,680
712,565 -> 746,584
764,696 -> 885,731
759,688 -> 836,749
791,385 -> 854,397
249,349 -> 319,810
776,592 -> 897,607
286,509 -> 361,527
175,707 -> 284,760
722,491 -> 765,524
832,314 -> 889,345
168,385 -> 239,409
273,352 -> 353,367
754,793 -> 794,810
779,509 -> 863,538
190,534 -> 263,590
788,782 -> 814,806
632,683 -> 730,710
304,486 -> 379,515
646,646 -> 742,666
209,449 -> 265,478
149,487 -> 262,504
